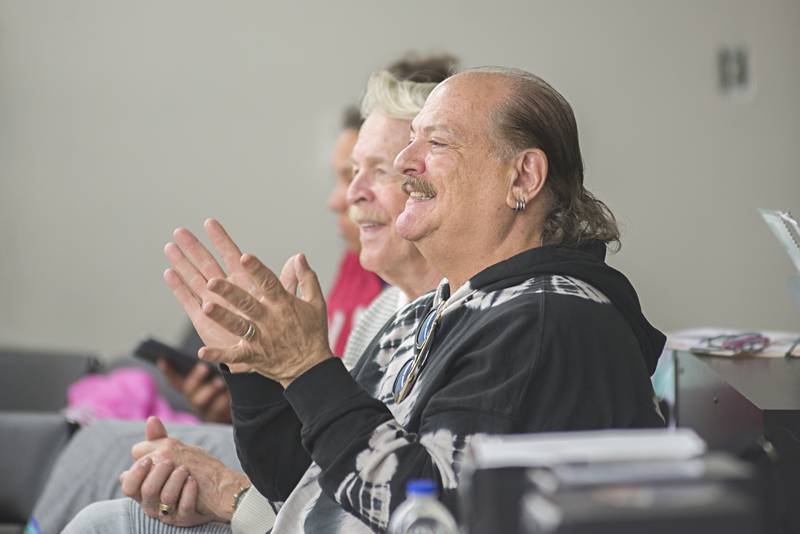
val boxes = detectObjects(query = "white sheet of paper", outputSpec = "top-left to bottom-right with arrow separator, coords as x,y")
467,429 -> 706,470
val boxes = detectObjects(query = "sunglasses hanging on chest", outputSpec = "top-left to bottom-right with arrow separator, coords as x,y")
393,300 -> 447,403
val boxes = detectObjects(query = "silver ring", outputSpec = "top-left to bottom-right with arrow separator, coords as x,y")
242,322 -> 256,341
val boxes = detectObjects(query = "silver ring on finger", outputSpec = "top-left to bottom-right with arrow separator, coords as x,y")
242,321 -> 256,341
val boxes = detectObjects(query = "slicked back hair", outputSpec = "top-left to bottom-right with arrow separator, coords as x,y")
467,66 -> 621,250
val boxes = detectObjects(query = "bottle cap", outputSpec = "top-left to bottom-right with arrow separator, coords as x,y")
406,479 -> 437,496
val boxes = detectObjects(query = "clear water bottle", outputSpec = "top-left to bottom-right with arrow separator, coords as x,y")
387,479 -> 459,534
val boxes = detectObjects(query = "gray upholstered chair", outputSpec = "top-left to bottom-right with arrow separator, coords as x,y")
0,348 -> 101,534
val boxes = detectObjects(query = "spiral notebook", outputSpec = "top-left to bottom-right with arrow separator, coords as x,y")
760,208 -> 800,273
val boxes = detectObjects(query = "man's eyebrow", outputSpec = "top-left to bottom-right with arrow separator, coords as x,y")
422,124 -> 459,137
351,155 -> 388,166
410,119 -> 460,138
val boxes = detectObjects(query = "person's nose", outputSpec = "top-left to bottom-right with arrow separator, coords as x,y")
346,168 -> 374,207
394,140 -> 425,178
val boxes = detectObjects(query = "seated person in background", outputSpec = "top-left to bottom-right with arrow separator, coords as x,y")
68,66 -> 664,533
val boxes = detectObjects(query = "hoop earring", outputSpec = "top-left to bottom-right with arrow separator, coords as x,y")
513,198 -> 527,212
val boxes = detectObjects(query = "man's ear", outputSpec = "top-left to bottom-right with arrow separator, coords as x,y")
506,148 -> 548,209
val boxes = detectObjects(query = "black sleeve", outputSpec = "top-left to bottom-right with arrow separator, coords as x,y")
223,369 -> 311,502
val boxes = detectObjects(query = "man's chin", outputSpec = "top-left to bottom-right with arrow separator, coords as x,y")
358,247 -> 392,276
398,197 -> 437,240
395,212 -> 427,243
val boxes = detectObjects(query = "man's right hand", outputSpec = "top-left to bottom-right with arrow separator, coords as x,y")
157,359 -> 231,424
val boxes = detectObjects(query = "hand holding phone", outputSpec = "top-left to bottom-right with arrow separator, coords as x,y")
135,338 -> 230,423
158,359 -> 232,424
134,338 -> 220,378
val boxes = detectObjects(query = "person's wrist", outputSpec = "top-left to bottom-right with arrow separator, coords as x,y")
231,485 -> 251,515
227,362 -> 252,373
277,352 -> 333,389
211,471 -> 251,523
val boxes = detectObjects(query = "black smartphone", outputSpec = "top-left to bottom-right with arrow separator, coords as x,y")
134,337 -> 220,378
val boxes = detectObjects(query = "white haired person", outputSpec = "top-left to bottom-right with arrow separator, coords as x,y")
63,57 -> 455,534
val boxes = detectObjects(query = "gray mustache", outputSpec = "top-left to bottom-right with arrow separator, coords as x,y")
402,176 -> 437,197
348,205 -> 389,225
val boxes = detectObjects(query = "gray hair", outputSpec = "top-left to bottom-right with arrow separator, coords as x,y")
360,70 -> 439,120
465,66 -> 621,250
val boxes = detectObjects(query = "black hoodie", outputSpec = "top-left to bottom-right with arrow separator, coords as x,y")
468,240 -> 665,375
228,243 -> 665,533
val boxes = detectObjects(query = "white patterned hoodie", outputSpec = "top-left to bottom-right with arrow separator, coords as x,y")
223,242 -> 665,533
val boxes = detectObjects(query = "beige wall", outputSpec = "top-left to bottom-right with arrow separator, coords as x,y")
1,0 -> 798,359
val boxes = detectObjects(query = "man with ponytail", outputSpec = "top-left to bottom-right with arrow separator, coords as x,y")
67,65 -> 663,534
203,66 -> 664,533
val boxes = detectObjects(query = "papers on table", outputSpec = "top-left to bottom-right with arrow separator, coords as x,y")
667,327 -> 800,358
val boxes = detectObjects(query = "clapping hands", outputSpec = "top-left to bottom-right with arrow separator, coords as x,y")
163,219 -> 333,387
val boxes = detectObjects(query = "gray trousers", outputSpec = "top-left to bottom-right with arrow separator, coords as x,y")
63,498 -> 233,534
28,419 -> 240,534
